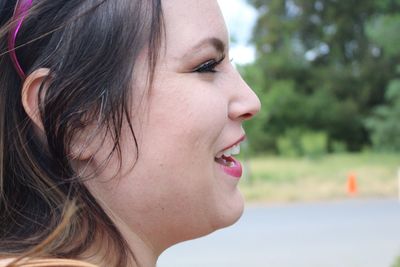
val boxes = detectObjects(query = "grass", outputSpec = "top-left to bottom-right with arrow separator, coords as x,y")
239,152 -> 399,203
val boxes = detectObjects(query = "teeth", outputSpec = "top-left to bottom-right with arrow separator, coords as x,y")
216,144 -> 241,159
231,144 -> 240,155
223,150 -> 232,157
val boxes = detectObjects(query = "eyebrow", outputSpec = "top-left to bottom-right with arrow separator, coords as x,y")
183,37 -> 226,59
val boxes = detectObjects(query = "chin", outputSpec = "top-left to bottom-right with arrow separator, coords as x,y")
172,190 -> 245,242
210,190 -> 245,231
166,193 -> 245,249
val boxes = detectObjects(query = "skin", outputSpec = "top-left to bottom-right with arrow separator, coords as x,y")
22,0 -> 261,266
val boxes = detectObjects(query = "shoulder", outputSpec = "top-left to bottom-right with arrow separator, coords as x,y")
0,257 -> 98,267
0,258 -> 13,266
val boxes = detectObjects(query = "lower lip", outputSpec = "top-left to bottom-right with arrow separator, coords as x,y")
217,156 -> 242,178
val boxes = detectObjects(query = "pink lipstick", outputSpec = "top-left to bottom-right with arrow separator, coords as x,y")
215,155 -> 243,178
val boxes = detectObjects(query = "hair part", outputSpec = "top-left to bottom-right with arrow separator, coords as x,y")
0,0 -> 164,266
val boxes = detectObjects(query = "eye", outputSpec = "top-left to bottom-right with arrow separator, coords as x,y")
193,55 -> 226,73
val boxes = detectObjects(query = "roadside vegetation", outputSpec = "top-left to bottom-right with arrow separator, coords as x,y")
235,1 -> 400,204
239,152 -> 398,203
242,0 -> 400,157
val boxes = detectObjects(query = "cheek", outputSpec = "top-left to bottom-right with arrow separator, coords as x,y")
140,84 -> 227,187
125,81 -> 228,205
148,81 -> 227,147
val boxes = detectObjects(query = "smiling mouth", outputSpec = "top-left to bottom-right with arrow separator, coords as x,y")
214,142 -> 240,163
214,142 -> 243,178
215,155 -> 236,167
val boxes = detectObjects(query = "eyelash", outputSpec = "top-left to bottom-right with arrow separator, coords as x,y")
194,55 -> 226,73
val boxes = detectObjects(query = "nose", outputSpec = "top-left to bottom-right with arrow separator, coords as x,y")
228,72 -> 261,121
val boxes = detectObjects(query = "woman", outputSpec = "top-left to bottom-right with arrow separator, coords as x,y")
0,0 -> 260,266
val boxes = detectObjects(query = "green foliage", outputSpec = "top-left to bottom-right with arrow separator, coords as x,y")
367,15 -> 400,57
277,128 -> 304,157
264,80 -> 307,132
277,128 -> 327,158
301,131 -> 328,159
242,0 -> 400,154
366,79 -> 400,151
392,255 -> 400,267
364,14 -> 400,151
386,80 -> 400,100
331,141 -> 346,153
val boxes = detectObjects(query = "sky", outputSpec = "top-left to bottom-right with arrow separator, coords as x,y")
217,1 -> 326,63
217,0 -> 258,65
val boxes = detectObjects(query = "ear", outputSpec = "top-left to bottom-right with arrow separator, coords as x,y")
21,68 -> 101,163
21,68 -> 50,132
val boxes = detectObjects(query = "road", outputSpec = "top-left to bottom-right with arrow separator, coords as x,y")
158,199 -> 400,267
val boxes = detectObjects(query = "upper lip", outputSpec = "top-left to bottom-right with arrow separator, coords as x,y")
219,135 -> 246,153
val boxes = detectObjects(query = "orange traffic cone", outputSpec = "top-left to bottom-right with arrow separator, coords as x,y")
347,173 -> 357,196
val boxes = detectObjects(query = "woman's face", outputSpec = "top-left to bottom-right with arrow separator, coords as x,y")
83,0 -> 260,254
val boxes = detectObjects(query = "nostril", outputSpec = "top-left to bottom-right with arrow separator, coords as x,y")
241,113 -> 253,120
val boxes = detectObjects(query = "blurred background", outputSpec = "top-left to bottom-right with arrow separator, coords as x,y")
159,0 -> 400,266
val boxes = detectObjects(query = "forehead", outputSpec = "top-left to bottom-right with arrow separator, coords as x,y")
161,0 -> 229,55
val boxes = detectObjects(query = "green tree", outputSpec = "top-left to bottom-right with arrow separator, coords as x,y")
364,14 -> 400,151
392,255 -> 400,267
244,0 -> 400,153
366,80 -> 400,151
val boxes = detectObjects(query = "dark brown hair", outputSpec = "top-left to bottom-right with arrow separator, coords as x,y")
0,0 -> 163,266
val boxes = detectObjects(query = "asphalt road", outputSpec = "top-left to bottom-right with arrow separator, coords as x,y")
158,199 -> 400,267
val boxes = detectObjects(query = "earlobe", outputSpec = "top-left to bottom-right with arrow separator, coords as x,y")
21,68 -> 51,132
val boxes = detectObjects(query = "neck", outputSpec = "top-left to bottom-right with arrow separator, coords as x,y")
121,223 -> 159,267
113,215 -> 160,267
82,234 -> 159,267
80,218 -> 159,267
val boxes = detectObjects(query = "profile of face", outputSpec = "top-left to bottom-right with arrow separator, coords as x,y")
81,0 -> 261,257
